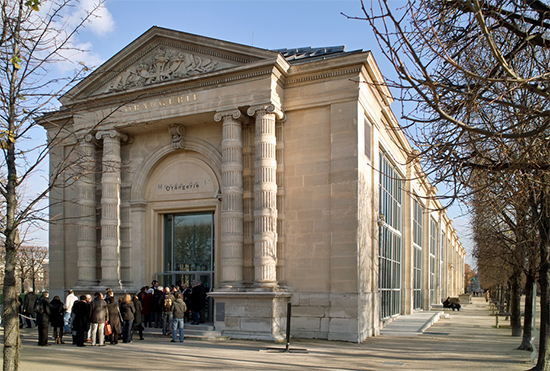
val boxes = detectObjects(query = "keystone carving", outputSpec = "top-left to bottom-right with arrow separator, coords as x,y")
169,124 -> 186,149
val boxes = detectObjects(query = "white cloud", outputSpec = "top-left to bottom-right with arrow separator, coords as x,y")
65,0 -> 115,37
25,0 -> 115,73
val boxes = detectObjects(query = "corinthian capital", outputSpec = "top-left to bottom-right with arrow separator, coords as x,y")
214,109 -> 242,122
247,104 -> 285,121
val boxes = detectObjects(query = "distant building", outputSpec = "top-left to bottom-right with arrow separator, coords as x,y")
41,27 -> 465,342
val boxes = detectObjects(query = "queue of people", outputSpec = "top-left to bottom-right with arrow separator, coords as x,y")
22,280 -> 208,346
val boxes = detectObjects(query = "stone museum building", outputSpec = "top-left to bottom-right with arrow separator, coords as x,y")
42,27 -> 466,342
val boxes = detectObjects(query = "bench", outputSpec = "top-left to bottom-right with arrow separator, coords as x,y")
495,311 -> 524,328
495,312 -> 511,328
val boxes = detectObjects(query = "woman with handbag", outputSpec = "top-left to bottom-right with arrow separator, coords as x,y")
106,296 -> 122,344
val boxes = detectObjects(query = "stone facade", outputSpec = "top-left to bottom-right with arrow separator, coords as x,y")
41,27 -> 466,342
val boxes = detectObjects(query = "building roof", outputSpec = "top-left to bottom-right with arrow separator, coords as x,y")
272,46 -> 364,64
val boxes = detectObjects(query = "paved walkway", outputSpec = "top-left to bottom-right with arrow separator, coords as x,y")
0,297 -> 536,370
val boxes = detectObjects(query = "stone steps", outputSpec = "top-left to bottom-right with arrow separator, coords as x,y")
140,323 -> 228,340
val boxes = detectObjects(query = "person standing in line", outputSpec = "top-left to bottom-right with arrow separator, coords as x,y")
49,295 -> 65,344
190,281 -> 207,325
89,292 -> 109,346
161,286 -> 175,336
85,294 -> 92,342
63,289 -> 77,334
120,293 -> 135,343
106,296 -> 122,345
171,293 -> 186,343
36,291 -> 51,346
141,287 -> 153,328
71,295 -> 89,347
151,284 -> 163,328
22,287 -> 37,328
132,293 -> 144,340
181,283 -> 191,323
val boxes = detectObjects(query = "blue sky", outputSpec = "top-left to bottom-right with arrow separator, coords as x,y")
81,1 -> 371,63
34,0 -> 474,265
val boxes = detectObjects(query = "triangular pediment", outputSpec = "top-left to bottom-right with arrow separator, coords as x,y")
61,27 -> 280,104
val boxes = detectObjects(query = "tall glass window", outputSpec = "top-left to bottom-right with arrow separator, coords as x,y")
429,218 -> 437,304
164,213 -> 214,273
440,232 -> 446,299
412,199 -> 423,310
379,151 -> 403,319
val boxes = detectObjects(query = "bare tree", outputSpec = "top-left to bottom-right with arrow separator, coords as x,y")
0,1 -> 117,370
352,1 -> 550,368
16,245 -> 48,292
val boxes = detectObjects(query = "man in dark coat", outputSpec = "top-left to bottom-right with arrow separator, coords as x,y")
22,288 -> 37,328
89,292 -> 108,346
71,295 -> 89,347
190,281 -> 207,325
132,293 -> 144,340
36,291 -> 51,346
151,285 -> 163,328
181,284 -> 191,322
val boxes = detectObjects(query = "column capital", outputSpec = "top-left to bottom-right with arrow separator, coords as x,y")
77,133 -> 98,146
247,104 -> 285,121
96,129 -> 129,142
214,109 -> 242,122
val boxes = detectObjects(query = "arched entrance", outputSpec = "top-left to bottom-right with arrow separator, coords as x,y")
139,146 -> 221,323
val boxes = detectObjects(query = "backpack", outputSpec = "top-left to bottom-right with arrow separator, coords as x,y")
163,297 -> 172,312
33,298 -> 43,315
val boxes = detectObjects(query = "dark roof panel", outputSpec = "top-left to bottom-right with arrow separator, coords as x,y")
272,46 -> 364,64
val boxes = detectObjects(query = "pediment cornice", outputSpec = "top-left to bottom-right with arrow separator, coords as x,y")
60,27 -> 281,105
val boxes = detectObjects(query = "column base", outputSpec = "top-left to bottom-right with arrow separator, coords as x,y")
73,281 -> 99,290
218,282 -> 246,292
209,291 -> 292,341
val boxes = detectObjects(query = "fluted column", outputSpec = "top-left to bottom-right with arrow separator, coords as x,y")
76,134 -> 98,287
247,104 -> 284,289
215,109 -> 245,290
96,130 -> 128,288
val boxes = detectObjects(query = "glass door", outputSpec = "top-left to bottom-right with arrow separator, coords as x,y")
162,212 -> 214,322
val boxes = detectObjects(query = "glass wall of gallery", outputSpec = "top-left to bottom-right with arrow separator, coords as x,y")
378,148 -> 451,320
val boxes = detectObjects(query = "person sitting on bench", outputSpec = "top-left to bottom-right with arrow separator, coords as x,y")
443,296 -> 461,311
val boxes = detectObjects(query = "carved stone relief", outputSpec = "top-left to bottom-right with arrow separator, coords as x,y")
105,47 -> 219,92
169,124 -> 186,149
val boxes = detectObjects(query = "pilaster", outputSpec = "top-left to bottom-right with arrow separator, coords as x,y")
75,134 -> 98,287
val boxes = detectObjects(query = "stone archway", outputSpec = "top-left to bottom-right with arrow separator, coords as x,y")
128,139 -> 222,289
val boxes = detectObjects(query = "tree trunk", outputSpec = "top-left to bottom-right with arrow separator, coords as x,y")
519,273 -> 535,351
3,239 -> 19,371
532,205 -> 550,370
510,269 -> 522,337
534,247 -> 550,370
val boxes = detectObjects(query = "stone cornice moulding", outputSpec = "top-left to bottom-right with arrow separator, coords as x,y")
129,199 -> 148,211
64,65 -> 275,110
285,66 -> 362,86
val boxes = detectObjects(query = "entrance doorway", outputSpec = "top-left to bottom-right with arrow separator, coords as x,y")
159,212 -> 214,322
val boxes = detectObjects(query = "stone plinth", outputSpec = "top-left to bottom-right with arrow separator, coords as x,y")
209,291 -> 291,341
